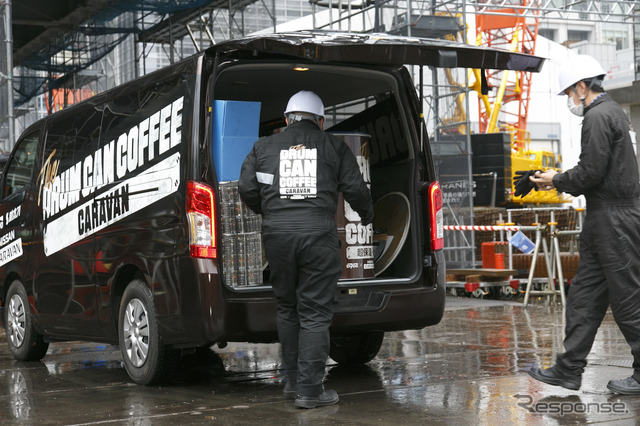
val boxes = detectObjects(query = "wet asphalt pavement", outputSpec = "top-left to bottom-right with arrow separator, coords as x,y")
1,295 -> 639,425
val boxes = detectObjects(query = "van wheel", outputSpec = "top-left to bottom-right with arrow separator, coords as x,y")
5,280 -> 49,361
329,331 -> 384,365
118,280 -> 178,385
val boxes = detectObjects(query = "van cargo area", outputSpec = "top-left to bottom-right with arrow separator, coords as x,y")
213,62 -> 421,289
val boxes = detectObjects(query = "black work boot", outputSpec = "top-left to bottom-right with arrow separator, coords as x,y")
607,376 -> 640,395
528,366 -> 581,390
294,389 -> 339,409
283,380 -> 297,399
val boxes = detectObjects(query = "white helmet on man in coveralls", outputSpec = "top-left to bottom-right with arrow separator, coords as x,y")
284,91 -> 325,118
557,54 -> 607,95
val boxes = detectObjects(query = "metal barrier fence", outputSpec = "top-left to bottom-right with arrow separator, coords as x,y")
443,207 -> 584,306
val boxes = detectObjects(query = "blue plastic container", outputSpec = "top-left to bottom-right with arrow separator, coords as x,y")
212,100 -> 261,182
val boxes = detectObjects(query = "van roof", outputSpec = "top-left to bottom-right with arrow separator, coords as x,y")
208,31 -> 545,72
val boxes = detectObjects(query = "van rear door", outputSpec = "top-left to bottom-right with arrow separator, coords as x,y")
207,31 -> 544,72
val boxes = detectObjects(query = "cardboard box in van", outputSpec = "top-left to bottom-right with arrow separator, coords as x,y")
0,31 -> 543,385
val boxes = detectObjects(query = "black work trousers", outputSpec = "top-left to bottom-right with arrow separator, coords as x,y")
556,200 -> 640,382
263,218 -> 342,397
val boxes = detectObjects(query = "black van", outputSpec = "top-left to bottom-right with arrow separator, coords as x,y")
0,31 -> 543,385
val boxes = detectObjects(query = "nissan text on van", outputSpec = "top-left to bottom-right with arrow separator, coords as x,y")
0,31 -> 543,385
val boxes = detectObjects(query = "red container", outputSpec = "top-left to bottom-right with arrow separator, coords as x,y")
481,241 -> 508,269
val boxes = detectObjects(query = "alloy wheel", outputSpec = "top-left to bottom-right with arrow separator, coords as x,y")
123,298 -> 150,367
8,294 -> 26,348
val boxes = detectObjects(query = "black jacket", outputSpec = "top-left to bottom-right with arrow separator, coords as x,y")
239,120 -> 374,228
552,93 -> 640,202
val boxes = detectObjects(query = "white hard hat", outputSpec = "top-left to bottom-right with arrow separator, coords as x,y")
284,91 -> 325,118
557,54 -> 607,95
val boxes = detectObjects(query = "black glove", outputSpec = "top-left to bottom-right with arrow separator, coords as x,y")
512,169 -> 542,198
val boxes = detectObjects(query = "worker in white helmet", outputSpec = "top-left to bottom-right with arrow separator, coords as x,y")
239,90 -> 373,408
529,55 -> 640,394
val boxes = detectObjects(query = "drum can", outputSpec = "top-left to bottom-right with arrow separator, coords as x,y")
331,133 -> 374,280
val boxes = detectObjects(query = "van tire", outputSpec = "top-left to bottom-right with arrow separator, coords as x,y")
4,280 -> 49,361
118,279 -> 178,385
329,331 -> 384,365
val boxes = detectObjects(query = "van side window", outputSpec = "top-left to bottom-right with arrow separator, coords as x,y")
44,106 -> 104,186
4,132 -> 39,198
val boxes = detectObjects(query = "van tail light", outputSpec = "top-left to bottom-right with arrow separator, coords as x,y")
427,181 -> 444,251
187,181 -> 217,259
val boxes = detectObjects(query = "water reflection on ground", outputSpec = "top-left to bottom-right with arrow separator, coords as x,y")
0,296 -> 638,425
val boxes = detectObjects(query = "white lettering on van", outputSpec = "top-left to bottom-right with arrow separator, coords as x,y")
159,104 -> 172,155
101,141 -> 115,188
82,153 -> 93,198
116,133 -> 128,179
170,97 -> 183,149
43,153 -> 181,256
148,111 -> 160,161
5,206 -> 20,225
77,185 -> 130,236
0,238 -> 23,267
40,96 -> 184,221
0,230 -> 15,247
127,125 -> 139,173
37,149 -> 60,206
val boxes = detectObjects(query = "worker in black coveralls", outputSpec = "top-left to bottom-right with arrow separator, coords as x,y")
238,91 -> 374,408
528,55 -> 640,394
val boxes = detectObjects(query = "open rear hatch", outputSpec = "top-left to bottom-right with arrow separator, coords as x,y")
207,31 -> 544,71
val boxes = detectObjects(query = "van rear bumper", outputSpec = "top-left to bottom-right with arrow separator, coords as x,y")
162,257 -> 446,347
332,281 -> 445,333
209,280 -> 445,344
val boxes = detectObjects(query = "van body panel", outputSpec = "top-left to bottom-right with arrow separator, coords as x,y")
91,57 -> 203,343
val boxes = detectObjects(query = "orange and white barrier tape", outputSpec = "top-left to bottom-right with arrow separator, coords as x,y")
444,225 -> 521,232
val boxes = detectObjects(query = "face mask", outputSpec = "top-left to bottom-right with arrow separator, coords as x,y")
567,96 -> 584,116
567,87 -> 585,117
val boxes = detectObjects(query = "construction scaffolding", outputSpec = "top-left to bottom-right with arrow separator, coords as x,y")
0,0 -> 13,153
1,0 -> 276,149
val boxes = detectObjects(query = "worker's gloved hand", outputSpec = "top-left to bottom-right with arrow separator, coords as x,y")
513,170 -> 542,197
